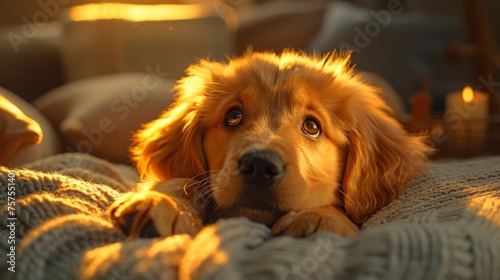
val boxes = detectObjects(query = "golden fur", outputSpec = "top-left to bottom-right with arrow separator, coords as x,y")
109,50 -> 432,238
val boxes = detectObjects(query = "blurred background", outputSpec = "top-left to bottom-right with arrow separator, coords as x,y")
0,0 -> 499,110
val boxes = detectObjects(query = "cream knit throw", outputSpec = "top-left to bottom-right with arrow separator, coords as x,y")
1,153 -> 499,280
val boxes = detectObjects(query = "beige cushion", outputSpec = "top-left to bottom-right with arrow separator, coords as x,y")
0,87 -> 62,166
33,73 -> 175,164
360,72 -> 407,121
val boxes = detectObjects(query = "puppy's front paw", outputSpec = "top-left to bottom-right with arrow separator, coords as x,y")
108,191 -> 202,239
271,208 -> 359,237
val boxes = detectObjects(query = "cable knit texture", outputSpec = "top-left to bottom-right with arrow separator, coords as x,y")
1,153 -> 499,280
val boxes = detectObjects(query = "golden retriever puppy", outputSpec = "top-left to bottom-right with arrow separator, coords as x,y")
109,50 -> 432,239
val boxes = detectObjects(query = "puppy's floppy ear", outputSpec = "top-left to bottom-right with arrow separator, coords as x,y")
342,85 -> 432,225
131,63 -> 213,182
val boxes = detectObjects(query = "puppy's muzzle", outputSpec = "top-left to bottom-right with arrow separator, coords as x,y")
238,150 -> 284,187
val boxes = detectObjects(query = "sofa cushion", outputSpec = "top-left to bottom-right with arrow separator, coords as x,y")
0,87 -> 62,166
33,72 -> 175,164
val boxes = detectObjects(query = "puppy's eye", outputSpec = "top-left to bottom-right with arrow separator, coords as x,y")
302,118 -> 321,138
226,108 -> 243,126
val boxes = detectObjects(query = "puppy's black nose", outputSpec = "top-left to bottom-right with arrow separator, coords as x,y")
239,151 -> 284,187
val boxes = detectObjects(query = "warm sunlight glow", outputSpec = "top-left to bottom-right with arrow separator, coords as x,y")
468,197 -> 500,226
69,3 -> 210,22
81,242 -> 123,279
462,86 -> 474,103
323,53 -> 351,78
331,60 -> 347,77
184,226 -> 228,268
182,76 -> 206,100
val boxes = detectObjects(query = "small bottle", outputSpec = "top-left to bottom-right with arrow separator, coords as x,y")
409,77 -> 433,133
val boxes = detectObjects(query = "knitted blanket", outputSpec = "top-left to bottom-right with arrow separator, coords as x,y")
1,153 -> 499,280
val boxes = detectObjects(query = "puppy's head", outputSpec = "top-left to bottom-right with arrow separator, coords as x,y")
133,51 -> 432,225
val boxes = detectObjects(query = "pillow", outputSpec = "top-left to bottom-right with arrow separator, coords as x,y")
0,87 -> 62,166
307,1 -> 475,111
359,71 -> 407,121
33,72 -> 175,164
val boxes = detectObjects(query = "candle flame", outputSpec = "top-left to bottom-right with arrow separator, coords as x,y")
462,86 -> 474,103
69,3 -> 210,22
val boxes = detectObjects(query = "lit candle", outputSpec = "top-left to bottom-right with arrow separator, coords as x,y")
445,86 -> 489,123
444,86 -> 489,151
